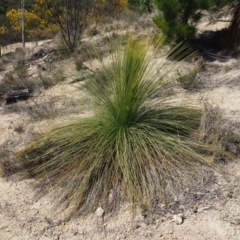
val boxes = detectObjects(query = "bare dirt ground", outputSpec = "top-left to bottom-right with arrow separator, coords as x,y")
0,16 -> 240,240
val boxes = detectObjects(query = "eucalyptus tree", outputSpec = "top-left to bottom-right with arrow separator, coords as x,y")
45,0 -> 94,52
21,0 -> 25,48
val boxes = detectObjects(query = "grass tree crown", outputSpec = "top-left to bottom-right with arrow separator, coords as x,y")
18,36 -> 215,217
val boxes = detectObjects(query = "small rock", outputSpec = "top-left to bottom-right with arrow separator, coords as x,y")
179,205 -> 185,211
71,229 -> 78,235
140,222 -> 148,228
147,230 -> 153,237
108,190 -> 114,204
95,206 -> 104,217
131,223 -> 140,230
232,218 -> 240,225
142,230 -> 153,237
160,204 -> 166,210
122,234 -> 127,239
173,213 -> 184,225
227,191 -> 233,198
193,206 -> 198,213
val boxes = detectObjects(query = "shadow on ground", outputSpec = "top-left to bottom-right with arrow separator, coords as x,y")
192,29 -> 240,62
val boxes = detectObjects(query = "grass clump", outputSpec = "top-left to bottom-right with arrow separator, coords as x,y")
38,70 -> 65,89
18,37 -> 213,217
177,68 -> 201,90
24,100 -> 58,120
15,62 -> 28,80
196,102 -> 240,159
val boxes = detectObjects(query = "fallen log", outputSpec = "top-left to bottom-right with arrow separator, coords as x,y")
5,89 -> 30,104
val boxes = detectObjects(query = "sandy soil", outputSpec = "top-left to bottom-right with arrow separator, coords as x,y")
1,40 -> 52,56
0,16 -> 240,240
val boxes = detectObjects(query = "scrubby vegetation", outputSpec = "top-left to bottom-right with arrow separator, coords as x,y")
0,0 -> 128,52
0,0 -> 238,51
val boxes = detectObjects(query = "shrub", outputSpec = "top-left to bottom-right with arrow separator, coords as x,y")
153,0 -> 227,41
196,102 -> 227,146
26,100 -> 58,120
18,37 -> 214,217
38,70 -> 65,89
0,59 -> 5,71
15,62 -> 28,80
129,0 -> 153,12
177,68 -> 201,90
14,124 -> 25,134
196,102 -> 240,157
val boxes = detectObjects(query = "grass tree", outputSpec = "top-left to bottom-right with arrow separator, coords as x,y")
18,36 -> 213,217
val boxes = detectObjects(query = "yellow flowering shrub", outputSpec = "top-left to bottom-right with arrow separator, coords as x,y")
0,25 -> 8,35
6,8 -> 59,41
